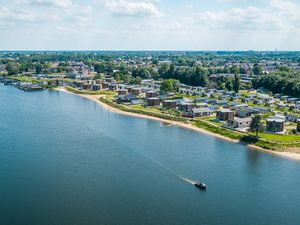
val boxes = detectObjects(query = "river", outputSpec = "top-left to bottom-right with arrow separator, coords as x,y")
1,84 -> 300,225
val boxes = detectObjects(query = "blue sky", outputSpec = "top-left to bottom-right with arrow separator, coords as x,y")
0,0 -> 299,50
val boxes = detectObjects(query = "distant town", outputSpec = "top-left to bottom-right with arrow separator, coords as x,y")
1,51 -> 300,151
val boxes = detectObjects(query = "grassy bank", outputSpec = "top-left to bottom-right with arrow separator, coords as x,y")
99,97 -> 187,123
193,120 -> 300,150
65,86 -> 116,96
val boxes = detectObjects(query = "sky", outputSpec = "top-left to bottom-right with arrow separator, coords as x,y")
0,0 -> 300,51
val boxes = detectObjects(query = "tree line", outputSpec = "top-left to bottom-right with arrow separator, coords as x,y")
252,71 -> 300,97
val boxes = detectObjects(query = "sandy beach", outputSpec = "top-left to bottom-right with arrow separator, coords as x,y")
55,87 -> 300,162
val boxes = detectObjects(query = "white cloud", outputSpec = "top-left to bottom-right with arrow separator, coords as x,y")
16,0 -> 73,8
100,0 -> 163,17
193,0 -> 300,31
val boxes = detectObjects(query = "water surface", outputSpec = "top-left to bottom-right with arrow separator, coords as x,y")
1,85 -> 300,225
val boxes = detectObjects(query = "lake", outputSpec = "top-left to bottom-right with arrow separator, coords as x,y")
1,84 -> 300,225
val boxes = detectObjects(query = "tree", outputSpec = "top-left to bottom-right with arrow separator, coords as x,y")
233,73 -> 240,93
249,115 -> 263,137
225,79 -> 233,91
6,62 -> 20,75
253,64 -> 263,75
35,63 -> 43,74
160,80 -> 174,93
94,63 -> 105,73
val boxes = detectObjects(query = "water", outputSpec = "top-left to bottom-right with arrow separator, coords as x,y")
1,84 -> 300,225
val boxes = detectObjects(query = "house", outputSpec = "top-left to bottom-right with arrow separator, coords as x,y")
82,83 -> 92,90
146,90 -> 158,98
297,119 -> 300,132
109,83 -> 118,91
163,100 -> 177,109
266,115 -> 286,133
251,106 -> 274,114
233,104 -> 248,110
101,82 -> 109,89
190,108 -> 213,117
227,117 -> 252,129
196,103 -> 208,108
131,99 -> 144,105
131,88 -> 141,96
147,97 -> 160,107
216,109 -> 234,121
117,89 -> 128,95
73,80 -> 84,88
92,84 -> 101,91
236,108 -> 253,118
116,94 -> 137,103
179,102 -> 195,112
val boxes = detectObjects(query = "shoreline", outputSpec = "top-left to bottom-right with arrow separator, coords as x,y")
55,87 -> 300,162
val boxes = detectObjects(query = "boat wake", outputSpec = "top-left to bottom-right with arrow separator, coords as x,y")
179,176 -> 196,185
142,155 -> 196,186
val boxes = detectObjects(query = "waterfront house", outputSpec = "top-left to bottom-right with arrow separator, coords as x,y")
147,97 -> 160,107
163,100 -> 177,109
190,108 -> 213,117
227,117 -> 252,129
82,83 -> 92,90
92,84 -> 101,91
117,89 -> 128,95
109,83 -> 118,91
116,94 -> 137,103
266,115 -> 286,133
131,99 -> 144,105
179,102 -> 195,112
216,109 -> 234,121
101,82 -> 109,89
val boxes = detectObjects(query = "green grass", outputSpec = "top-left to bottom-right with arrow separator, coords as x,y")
65,86 -> 116,96
8,75 -> 38,83
201,117 -> 222,126
193,120 -> 300,150
129,105 -> 161,113
252,132 -> 300,143
193,120 -> 245,140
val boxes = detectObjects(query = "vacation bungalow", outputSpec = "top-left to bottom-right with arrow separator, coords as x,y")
163,100 -> 177,109
236,108 -> 253,118
116,94 -> 137,103
216,109 -> 234,121
297,119 -> 300,132
82,83 -> 92,90
227,117 -> 252,129
179,102 -> 195,112
131,88 -> 142,96
73,80 -> 84,89
109,83 -> 118,91
266,115 -> 286,133
92,84 -> 101,91
117,89 -> 128,95
147,97 -> 160,107
145,90 -> 158,98
190,108 -> 213,117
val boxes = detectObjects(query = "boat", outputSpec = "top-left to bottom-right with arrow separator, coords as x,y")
195,182 -> 206,190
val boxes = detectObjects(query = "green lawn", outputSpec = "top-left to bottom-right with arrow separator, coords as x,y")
65,86 -> 116,96
129,105 -> 161,113
253,132 -> 300,143
9,75 -> 38,83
